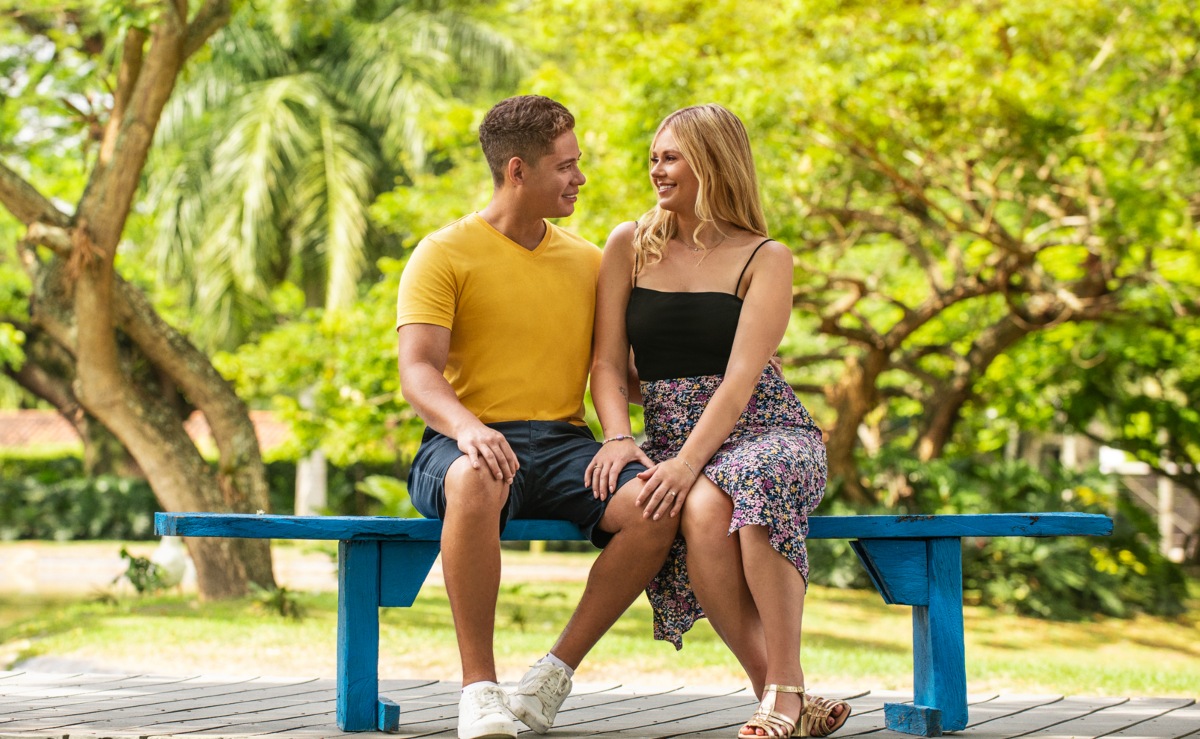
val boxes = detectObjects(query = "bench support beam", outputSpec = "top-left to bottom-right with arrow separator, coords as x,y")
855,537 -> 967,735
337,540 -> 400,732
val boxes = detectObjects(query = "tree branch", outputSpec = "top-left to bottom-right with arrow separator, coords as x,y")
0,161 -> 71,227
185,0 -> 233,57
25,223 -> 73,256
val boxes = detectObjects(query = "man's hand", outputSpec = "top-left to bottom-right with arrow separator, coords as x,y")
456,423 -> 519,484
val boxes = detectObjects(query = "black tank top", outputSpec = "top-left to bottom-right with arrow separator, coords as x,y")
626,240 -> 771,382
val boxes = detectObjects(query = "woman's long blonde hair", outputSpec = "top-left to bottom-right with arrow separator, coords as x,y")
633,104 -> 768,277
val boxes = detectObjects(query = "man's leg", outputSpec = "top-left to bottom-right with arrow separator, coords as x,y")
441,455 -> 511,685
548,479 -> 679,666
441,457 -> 525,739
510,476 -> 677,733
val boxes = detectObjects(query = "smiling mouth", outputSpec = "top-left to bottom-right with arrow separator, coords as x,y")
656,184 -> 675,194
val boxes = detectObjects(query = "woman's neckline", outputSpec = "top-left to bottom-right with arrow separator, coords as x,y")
632,285 -> 744,301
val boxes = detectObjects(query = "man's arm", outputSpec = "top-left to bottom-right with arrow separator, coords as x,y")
397,324 -> 518,482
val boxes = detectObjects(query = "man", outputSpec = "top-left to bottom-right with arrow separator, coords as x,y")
397,95 -> 678,739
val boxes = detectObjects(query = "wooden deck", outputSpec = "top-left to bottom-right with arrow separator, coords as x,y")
0,671 -> 1195,739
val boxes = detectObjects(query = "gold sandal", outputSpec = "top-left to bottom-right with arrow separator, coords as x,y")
801,694 -> 852,738
737,684 -> 807,739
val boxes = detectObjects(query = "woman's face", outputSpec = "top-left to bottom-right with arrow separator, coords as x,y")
650,127 -> 699,214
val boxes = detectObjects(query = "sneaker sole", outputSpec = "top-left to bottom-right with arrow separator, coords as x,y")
510,701 -> 552,734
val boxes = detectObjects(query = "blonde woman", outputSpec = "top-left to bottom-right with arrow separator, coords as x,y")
585,104 -> 851,738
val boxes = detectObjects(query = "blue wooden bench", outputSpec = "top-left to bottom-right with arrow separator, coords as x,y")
155,511 -> 1111,736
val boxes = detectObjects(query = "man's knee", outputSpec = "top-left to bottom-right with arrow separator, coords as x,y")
602,480 -> 679,541
444,456 -> 510,518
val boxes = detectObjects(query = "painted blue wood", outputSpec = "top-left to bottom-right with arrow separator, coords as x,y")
155,511 -> 1112,541
885,703 -> 943,736
379,541 -> 441,608
377,696 -> 399,732
152,510 -> 1111,735
499,518 -> 586,540
336,540 -> 381,731
851,539 -> 929,606
899,537 -> 968,734
808,512 -> 1111,539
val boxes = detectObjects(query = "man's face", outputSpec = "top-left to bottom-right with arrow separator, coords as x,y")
522,130 -> 586,219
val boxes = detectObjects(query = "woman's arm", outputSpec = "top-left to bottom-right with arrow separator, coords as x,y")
641,240 -> 795,518
586,222 -> 652,498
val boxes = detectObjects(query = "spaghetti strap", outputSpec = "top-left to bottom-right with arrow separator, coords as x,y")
734,238 -> 773,296
632,221 -> 641,286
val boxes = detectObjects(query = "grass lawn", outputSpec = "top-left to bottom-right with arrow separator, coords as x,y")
2,549 -> 1197,697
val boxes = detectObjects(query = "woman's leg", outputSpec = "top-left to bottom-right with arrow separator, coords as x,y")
680,476 -> 768,695
739,524 -> 807,733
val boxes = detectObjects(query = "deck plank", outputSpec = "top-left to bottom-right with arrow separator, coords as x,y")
0,673 -> 1194,739
1018,699 -> 1198,738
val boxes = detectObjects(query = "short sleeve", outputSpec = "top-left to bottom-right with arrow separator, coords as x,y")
396,237 -> 457,331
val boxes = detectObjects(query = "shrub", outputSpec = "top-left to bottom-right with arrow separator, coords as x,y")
841,452 -> 1190,619
0,454 -> 410,540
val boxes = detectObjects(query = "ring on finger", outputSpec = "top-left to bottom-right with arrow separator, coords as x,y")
665,491 -> 677,498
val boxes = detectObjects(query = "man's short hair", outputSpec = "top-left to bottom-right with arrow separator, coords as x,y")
479,95 -> 575,186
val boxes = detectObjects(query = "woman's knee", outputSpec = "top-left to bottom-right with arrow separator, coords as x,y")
680,479 -> 734,542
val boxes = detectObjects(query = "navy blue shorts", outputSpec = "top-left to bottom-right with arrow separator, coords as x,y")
407,421 -> 646,548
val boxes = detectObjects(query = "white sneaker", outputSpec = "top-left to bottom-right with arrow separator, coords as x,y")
508,661 -> 573,734
458,685 -> 517,739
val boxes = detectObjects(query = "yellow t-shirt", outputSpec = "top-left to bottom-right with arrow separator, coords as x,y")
396,213 -> 601,426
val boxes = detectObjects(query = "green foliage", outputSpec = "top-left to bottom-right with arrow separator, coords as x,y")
0,460 -> 159,541
858,452 -> 1189,618
218,259 -> 426,467
356,475 -> 419,518
139,0 -> 526,349
249,583 -> 307,620
115,547 -> 168,595
0,454 -> 410,541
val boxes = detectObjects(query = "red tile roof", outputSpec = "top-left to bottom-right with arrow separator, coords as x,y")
0,409 -> 291,451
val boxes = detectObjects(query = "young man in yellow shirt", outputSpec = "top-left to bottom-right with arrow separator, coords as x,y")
397,95 -> 677,739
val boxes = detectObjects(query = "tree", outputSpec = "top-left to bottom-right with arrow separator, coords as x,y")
0,2 -> 274,599
516,0 -> 1199,505
142,1 -> 523,349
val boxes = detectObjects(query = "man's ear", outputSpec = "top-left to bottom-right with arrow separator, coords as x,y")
505,156 -> 525,187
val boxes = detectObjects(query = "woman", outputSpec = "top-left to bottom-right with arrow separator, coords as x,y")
586,104 -> 850,739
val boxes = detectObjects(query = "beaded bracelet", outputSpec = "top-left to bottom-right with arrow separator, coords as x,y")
602,434 -> 635,445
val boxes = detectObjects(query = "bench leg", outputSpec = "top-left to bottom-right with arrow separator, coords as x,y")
886,537 -> 967,736
337,540 -> 398,732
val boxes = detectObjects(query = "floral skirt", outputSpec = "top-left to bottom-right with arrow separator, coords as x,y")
641,365 -> 827,649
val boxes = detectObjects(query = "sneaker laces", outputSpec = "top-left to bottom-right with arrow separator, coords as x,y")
524,663 -> 569,701
474,686 -> 510,713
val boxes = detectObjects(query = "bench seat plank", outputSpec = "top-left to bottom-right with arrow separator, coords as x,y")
156,512 -> 1112,541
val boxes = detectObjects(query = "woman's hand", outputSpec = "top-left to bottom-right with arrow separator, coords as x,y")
585,438 -> 653,500
635,456 -> 701,520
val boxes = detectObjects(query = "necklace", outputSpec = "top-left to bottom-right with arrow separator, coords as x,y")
679,231 -> 728,266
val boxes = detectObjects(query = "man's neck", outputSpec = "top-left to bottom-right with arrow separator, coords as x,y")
479,200 -> 547,251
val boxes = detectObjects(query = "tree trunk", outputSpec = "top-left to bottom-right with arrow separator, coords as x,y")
6,329 -> 142,477
0,2 -> 268,600
823,351 -> 889,505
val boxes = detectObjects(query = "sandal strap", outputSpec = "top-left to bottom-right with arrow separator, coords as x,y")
742,709 -> 797,738
801,694 -> 852,738
740,685 -> 806,739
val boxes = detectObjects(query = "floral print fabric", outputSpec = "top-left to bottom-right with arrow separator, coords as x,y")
641,364 -> 827,649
